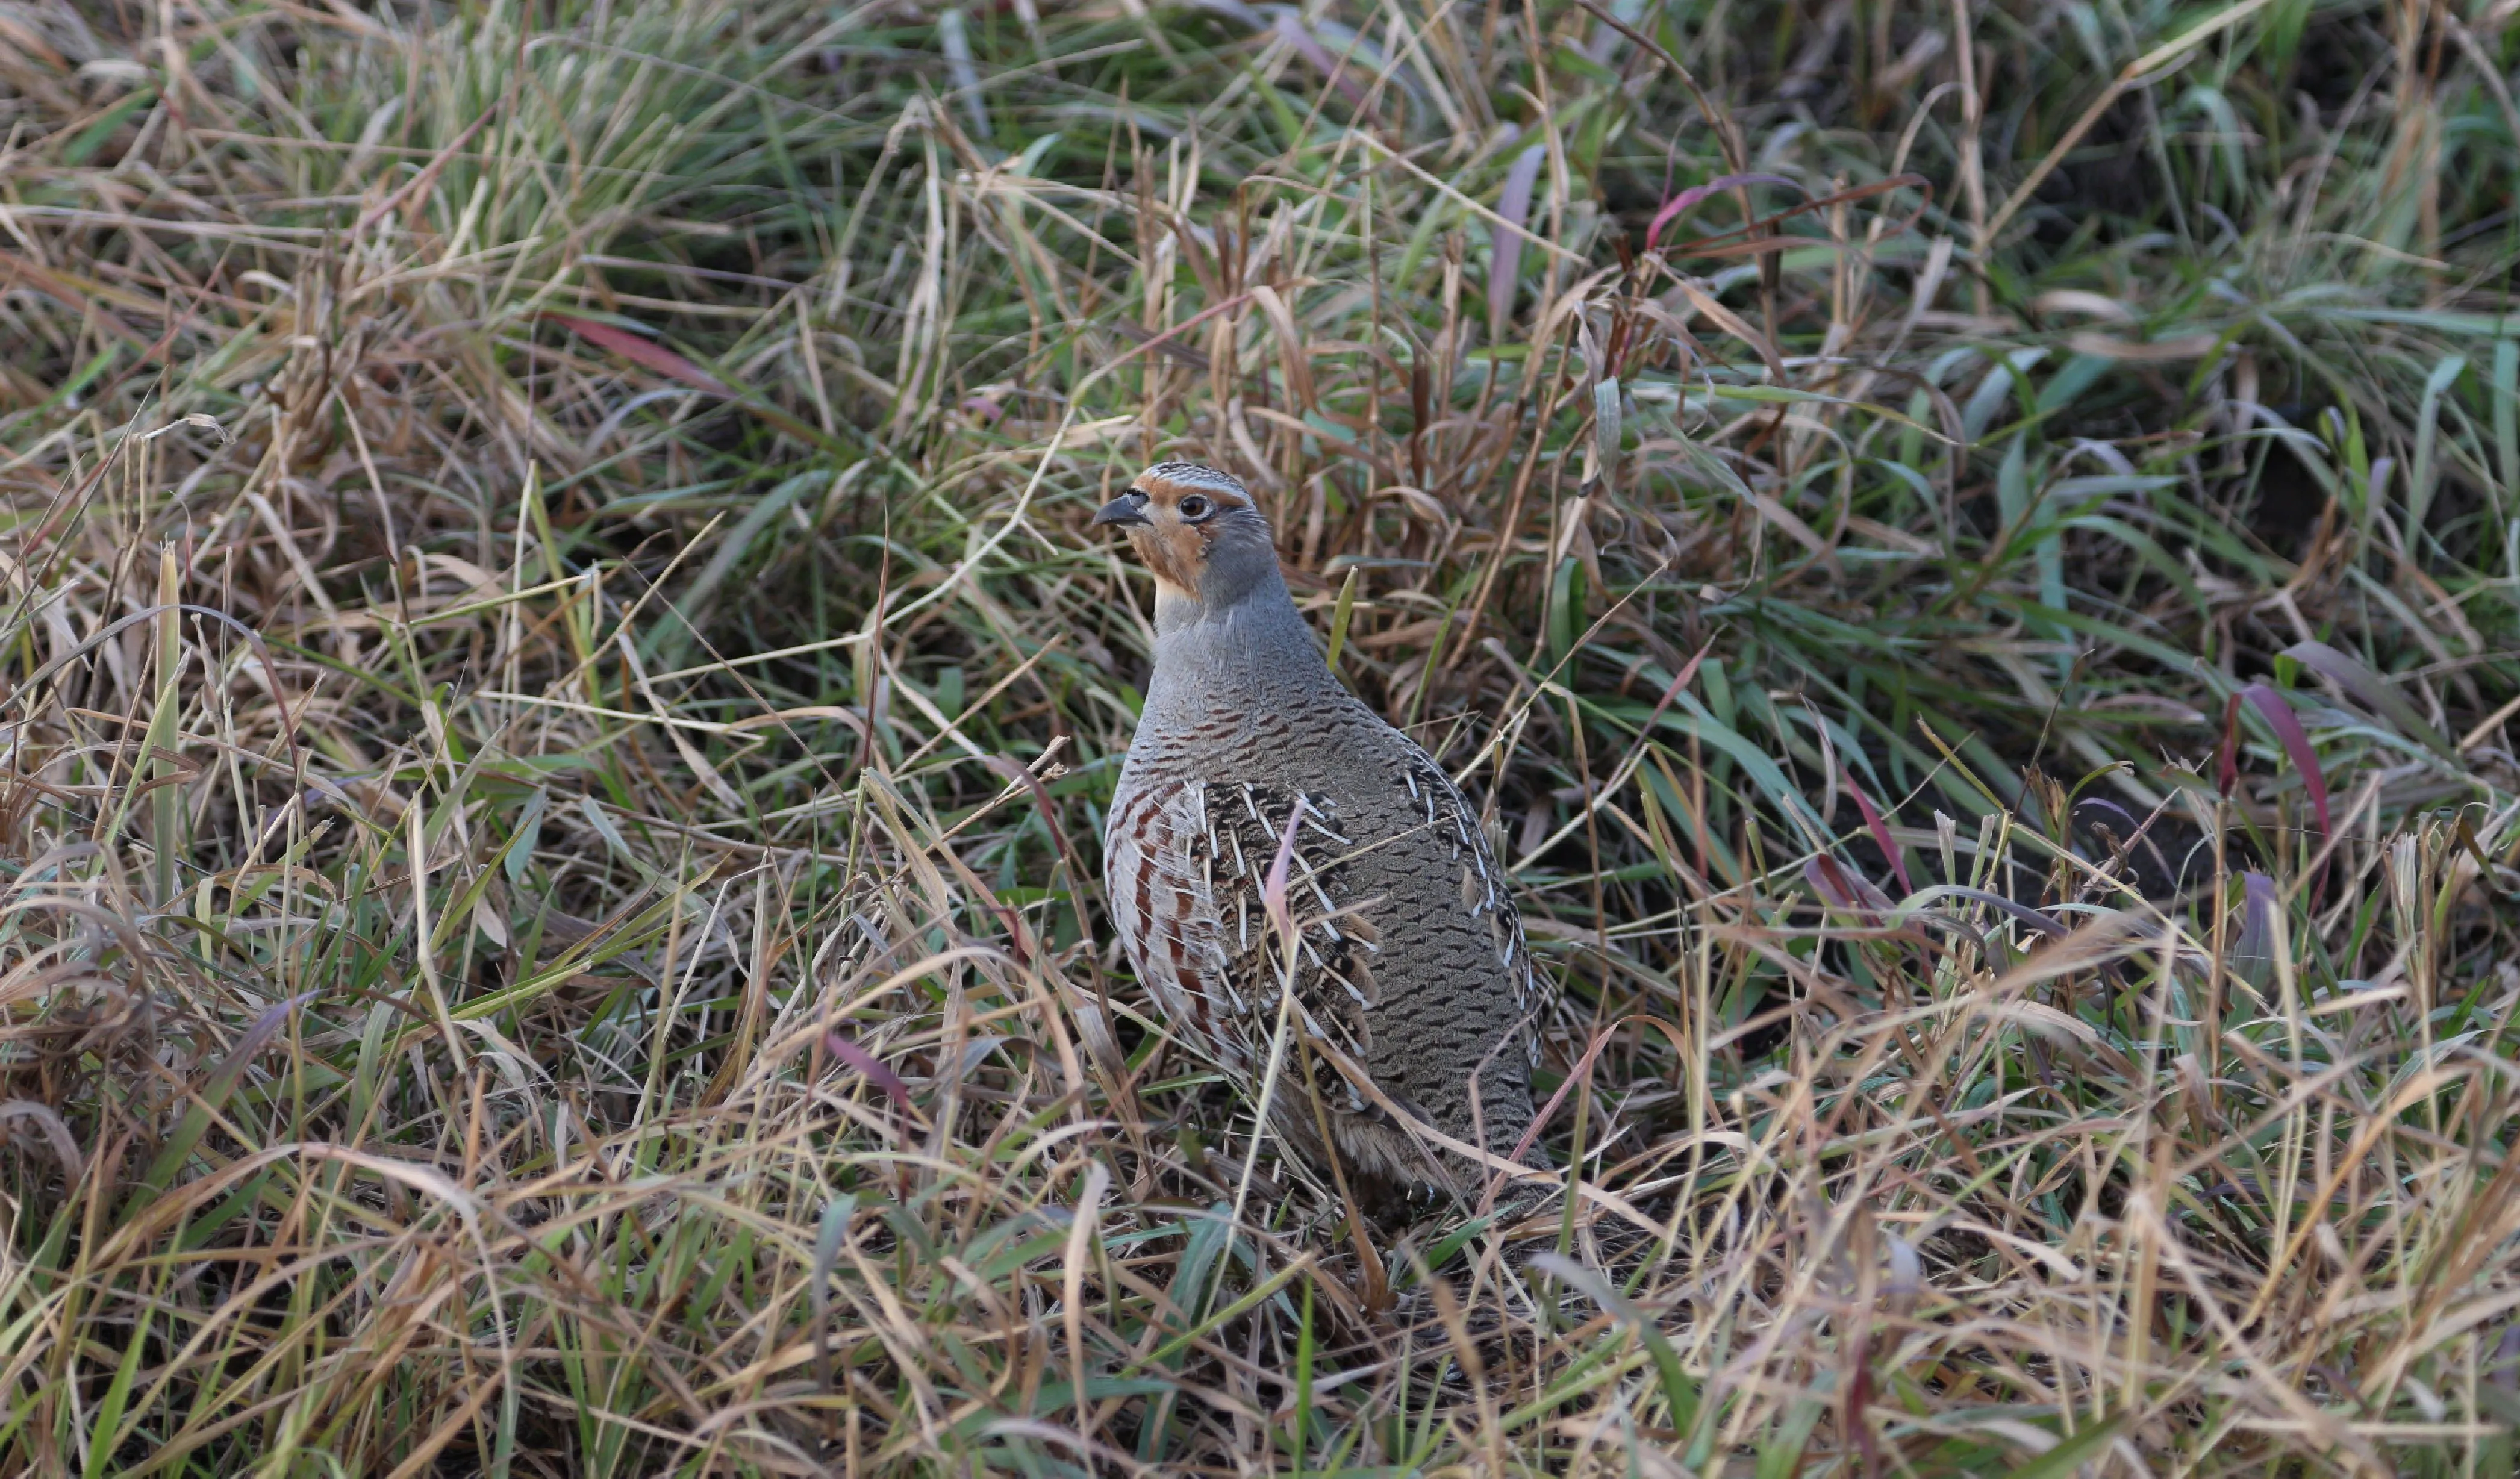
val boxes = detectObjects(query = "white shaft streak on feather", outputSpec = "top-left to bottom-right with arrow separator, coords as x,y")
1103,779 -> 1383,1076
1105,779 -> 1258,1071
1405,753 -> 1542,1027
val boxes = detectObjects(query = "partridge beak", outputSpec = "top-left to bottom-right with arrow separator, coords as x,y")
1091,490 -> 1151,528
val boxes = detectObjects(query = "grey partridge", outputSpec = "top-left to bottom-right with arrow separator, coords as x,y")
1094,461 -> 1550,1216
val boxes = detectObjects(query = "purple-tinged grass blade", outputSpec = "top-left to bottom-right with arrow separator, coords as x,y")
1912,885 -> 2068,938
1262,805 -> 1304,941
2281,639 -> 2454,759
1487,145 -> 1547,337
1274,11 -> 1367,107
2232,870 -> 2279,988
2076,796 -> 2142,835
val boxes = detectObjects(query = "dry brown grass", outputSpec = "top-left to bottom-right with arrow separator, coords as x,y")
1,0 -> 2517,1474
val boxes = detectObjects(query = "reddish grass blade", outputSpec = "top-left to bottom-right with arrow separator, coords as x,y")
1505,1012 -> 1701,1168
1803,855 -> 1852,908
1644,172 -> 1801,251
548,313 -> 734,396
1641,639 -> 1715,733
2244,683 -> 2330,836
1841,768 -> 1910,894
1655,172 -> 1932,258
824,1028 -> 915,1111
1804,854 -> 1891,913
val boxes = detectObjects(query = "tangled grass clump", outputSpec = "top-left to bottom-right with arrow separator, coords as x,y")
0,0 -> 2516,1473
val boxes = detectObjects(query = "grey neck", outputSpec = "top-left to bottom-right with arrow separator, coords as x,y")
1146,563 -> 1344,717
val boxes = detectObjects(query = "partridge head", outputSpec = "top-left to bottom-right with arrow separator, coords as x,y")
1096,460 -> 1553,1224
1090,462 -> 1281,623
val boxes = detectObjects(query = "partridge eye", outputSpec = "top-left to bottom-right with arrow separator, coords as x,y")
1177,494 -> 1212,520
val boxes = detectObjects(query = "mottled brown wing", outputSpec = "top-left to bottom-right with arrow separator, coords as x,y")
1103,778 -> 1377,1087
1105,777 -> 1246,1071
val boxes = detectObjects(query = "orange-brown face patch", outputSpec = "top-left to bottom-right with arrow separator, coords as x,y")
1126,475 -> 1252,598
1129,521 -> 1206,596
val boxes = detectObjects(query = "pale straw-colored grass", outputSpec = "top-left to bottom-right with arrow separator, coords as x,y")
0,1 -> 2515,1474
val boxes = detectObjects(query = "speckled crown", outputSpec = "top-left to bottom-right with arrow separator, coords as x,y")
1137,461 -> 1248,495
